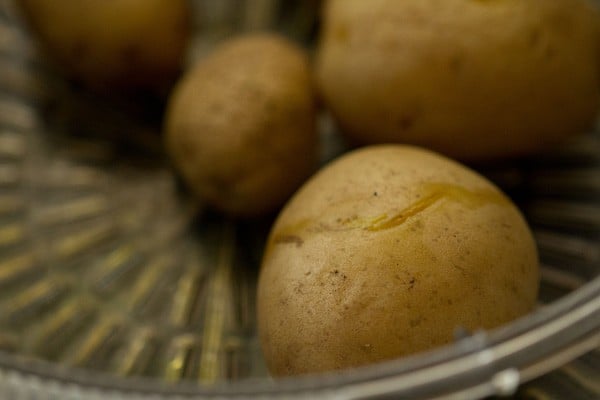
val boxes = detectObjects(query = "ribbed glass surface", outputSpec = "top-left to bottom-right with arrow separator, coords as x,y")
0,0 -> 598,398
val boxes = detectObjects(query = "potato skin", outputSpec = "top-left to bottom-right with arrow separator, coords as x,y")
316,0 -> 600,160
165,34 -> 317,217
258,145 -> 539,376
16,0 -> 190,89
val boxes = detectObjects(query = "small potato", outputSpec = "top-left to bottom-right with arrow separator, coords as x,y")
258,145 -> 539,376
165,34 -> 317,217
316,0 -> 600,160
17,0 -> 190,90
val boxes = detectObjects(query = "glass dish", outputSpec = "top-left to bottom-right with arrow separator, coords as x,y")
0,0 -> 598,398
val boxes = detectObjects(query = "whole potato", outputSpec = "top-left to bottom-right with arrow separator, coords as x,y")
165,34 -> 317,217
17,0 -> 190,90
316,0 -> 600,160
258,145 -> 539,376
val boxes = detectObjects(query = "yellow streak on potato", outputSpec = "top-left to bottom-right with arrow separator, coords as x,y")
366,183 -> 510,231
272,183 -> 510,238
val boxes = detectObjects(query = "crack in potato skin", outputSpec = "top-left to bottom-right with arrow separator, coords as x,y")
364,183 -> 509,231
272,182 -> 510,241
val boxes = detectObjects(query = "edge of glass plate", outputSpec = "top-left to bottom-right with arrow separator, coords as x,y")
0,276 -> 598,399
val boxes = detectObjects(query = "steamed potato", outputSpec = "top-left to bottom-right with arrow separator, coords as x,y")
258,145 -> 539,376
316,0 -> 600,160
17,0 -> 190,90
165,34 -> 317,217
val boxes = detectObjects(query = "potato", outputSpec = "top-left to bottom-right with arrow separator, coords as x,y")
315,0 -> 600,161
16,0 -> 190,90
258,145 -> 539,376
165,34 -> 317,217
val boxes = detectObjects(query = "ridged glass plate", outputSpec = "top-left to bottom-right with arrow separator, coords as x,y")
0,0 -> 598,398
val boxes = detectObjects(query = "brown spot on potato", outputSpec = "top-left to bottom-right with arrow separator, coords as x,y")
294,283 -> 305,294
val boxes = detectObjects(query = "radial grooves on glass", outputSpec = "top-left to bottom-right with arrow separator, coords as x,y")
528,201 -> 600,234
59,314 -> 124,369
168,257 -> 207,328
560,353 -> 600,395
88,243 -> 144,297
0,97 -> 37,132
0,131 -> 25,160
0,163 -> 20,188
535,230 -> 599,279
0,222 -> 26,249
0,252 -> 37,290
33,195 -> 110,227
0,194 -> 24,218
162,334 -> 202,383
529,169 -> 600,198
517,132 -> 600,396
0,62 -> 38,101
25,297 -> 97,360
51,221 -> 117,262
0,279 -> 69,326
111,328 -> 157,377
199,223 -> 235,384
33,163 -> 110,191
122,257 -> 171,315
520,367 -> 599,400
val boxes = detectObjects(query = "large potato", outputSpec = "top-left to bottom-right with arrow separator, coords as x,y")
258,145 -> 539,376
165,34 -> 317,217
17,0 -> 190,90
316,0 -> 600,160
